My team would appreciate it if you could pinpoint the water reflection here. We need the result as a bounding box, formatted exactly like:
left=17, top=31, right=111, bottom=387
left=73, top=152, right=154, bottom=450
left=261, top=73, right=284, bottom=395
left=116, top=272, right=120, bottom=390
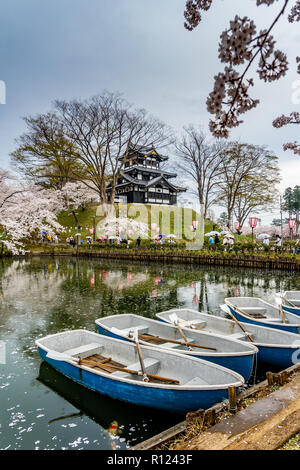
left=0, top=257, right=299, bottom=450
left=38, top=362, right=181, bottom=449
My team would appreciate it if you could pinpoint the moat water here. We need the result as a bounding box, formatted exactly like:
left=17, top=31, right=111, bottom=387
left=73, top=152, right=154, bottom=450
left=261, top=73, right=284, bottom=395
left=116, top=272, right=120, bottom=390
left=0, top=257, right=299, bottom=450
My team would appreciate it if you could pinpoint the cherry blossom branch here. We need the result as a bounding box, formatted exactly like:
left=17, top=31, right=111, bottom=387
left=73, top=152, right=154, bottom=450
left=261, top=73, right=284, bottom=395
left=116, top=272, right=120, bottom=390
left=184, top=0, right=296, bottom=138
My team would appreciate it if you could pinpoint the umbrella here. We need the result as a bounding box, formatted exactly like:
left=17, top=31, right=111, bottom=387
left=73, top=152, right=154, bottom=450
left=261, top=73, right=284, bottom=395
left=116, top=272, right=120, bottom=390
left=166, top=234, right=177, bottom=238
left=220, top=230, right=230, bottom=235
left=158, top=234, right=166, bottom=237
left=223, top=233, right=234, bottom=239
left=256, top=233, right=271, bottom=239
left=86, top=236, right=92, bottom=239
left=205, top=231, right=220, bottom=236
left=108, top=236, right=121, bottom=240
left=75, top=233, right=81, bottom=236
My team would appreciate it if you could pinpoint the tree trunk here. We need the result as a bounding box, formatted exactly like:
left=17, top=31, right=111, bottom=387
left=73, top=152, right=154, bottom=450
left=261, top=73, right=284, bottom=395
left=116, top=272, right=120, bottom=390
left=71, top=210, right=79, bottom=229
left=199, top=203, right=205, bottom=249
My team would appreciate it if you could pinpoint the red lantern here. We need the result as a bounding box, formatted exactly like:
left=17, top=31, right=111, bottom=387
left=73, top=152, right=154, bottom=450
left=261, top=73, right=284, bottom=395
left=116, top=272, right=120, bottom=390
left=288, top=219, right=296, bottom=230
left=192, top=220, right=198, bottom=230
left=234, top=221, right=240, bottom=231
left=249, top=217, right=258, bottom=229
left=89, top=228, right=94, bottom=234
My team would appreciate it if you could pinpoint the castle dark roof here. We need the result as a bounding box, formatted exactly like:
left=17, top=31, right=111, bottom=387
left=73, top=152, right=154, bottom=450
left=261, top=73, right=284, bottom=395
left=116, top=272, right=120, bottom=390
left=123, top=166, right=177, bottom=178
left=118, top=145, right=168, bottom=162
left=107, top=171, right=186, bottom=193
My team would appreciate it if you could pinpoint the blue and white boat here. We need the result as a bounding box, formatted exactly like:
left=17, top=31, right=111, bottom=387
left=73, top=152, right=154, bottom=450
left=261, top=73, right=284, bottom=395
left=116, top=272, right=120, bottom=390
left=95, top=314, right=258, bottom=381
left=156, top=307, right=300, bottom=369
left=225, top=297, right=300, bottom=334
left=35, top=329, right=244, bottom=414
left=277, top=291, right=300, bottom=317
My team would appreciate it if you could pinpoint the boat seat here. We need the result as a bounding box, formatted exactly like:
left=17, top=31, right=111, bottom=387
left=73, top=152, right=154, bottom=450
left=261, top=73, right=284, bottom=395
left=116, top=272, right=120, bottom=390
left=178, top=319, right=207, bottom=329
left=185, top=337, right=195, bottom=344
left=228, top=332, right=247, bottom=340
left=243, top=307, right=267, bottom=314
left=117, top=325, right=149, bottom=337
left=160, top=342, right=182, bottom=349
left=112, top=358, right=160, bottom=379
left=64, top=343, right=103, bottom=359
left=184, top=376, right=208, bottom=386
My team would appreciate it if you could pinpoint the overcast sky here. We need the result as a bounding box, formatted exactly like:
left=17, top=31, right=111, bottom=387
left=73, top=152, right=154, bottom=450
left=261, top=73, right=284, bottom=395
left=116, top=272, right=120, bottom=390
left=0, top=0, right=299, bottom=223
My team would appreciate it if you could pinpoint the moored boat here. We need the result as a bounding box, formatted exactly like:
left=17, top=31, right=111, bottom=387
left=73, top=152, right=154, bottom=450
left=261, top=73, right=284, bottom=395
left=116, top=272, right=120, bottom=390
left=155, top=307, right=300, bottom=369
left=95, top=314, right=258, bottom=380
left=225, top=297, right=300, bottom=334
left=35, top=329, right=244, bottom=414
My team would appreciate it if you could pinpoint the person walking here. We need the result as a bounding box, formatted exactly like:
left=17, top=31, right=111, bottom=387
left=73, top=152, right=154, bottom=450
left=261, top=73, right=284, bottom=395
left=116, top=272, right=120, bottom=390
left=208, top=235, right=214, bottom=250
left=214, top=234, right=220, bottom=248
left=136, top=236, right=141, bottom=248
left=275, top=235, right=282, bottom=253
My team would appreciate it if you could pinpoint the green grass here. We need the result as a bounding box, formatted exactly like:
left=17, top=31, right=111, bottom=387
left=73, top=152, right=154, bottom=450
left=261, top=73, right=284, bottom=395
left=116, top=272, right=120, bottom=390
left=57, top=203, right=217, bottom=241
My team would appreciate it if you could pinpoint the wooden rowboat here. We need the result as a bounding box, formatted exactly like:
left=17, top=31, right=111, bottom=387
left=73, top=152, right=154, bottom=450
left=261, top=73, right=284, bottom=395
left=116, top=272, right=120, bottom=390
left=35, top=329, right=244, bottom=414
left=95, top=314, right=258, bottom=381
left=225, top=297, right=300, bottom=334
left=156, top=307, right=300, bottom=369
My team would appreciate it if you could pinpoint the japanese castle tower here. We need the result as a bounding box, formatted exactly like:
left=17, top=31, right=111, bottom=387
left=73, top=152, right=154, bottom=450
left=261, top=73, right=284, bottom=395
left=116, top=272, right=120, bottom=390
left=106, top=145, right=186, bottom=205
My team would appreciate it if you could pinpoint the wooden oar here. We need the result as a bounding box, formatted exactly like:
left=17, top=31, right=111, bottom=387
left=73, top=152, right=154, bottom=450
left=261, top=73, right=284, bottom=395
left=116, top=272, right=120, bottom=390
left=281, top=295, right=297, bottom=308
left=176, top=322, right=193, bottom=351
left=46, top=352, right=179, bottom=384
left=138, top=333, right=217, bottom=351
left=80, top=359, right=180, bottom=384
left=279, top=302, right=286, bottom=324
left=229, top=304, right=266, bottom=320
left=133, top=330, right=149, bottom=382
left=221, top=304, right=255, bottom=343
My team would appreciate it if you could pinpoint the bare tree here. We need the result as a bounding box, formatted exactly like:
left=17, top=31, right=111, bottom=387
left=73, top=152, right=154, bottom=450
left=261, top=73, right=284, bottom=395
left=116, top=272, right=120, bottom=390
left=54, top=92, right=171, bottom=205
left=216, top=142, right=281, bottom=228
left=175, top=126, right=229, bottom=244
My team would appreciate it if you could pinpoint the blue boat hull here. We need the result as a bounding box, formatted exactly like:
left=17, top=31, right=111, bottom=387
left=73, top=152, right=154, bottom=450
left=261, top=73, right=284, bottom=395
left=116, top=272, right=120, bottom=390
left=37, top=347, right=236, bottom=414
left=282, top=305, right=300, bottom=317
left=256, top=345, right=300, bottom=369
left=96, top=325, right=255, bottom=382
left=228, top=306, right=300, bottom=334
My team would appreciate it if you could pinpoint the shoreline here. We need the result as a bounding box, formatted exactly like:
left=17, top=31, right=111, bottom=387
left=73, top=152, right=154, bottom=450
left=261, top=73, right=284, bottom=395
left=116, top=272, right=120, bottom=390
left=22, top=249, right=300, bottom=271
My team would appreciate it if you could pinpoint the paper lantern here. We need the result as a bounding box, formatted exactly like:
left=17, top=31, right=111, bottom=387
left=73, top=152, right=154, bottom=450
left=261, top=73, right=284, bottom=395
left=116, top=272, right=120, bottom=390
left=288, top=219, right=296, bottom=230
left=249, top=217, right=258, bottom=229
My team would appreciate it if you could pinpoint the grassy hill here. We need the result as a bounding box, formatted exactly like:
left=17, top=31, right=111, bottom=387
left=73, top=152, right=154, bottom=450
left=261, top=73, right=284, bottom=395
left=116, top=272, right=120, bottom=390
left=57, top=203, right=217, bottom=240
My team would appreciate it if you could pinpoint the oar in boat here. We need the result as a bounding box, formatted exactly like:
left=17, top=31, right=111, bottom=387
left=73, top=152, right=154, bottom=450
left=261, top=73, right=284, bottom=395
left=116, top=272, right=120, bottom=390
left=138, top=333, right=217, bottom=351
left=46, top=351, right=179, bottom=384
left=132, top=330, right=149, bottom=382
left=166, top=313, right=216, bottom=351
left=220, top=304, right=255, bottom=343
left=279, top=301, right=286, bottom=324
left=281, top=295, right=297, bottom=308
left=226, top=302, right=267, bottom=320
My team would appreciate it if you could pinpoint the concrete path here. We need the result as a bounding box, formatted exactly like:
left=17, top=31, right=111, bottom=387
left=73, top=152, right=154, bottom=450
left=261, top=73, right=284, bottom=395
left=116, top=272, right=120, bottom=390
left=176, top=374, right=300, bottom=450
